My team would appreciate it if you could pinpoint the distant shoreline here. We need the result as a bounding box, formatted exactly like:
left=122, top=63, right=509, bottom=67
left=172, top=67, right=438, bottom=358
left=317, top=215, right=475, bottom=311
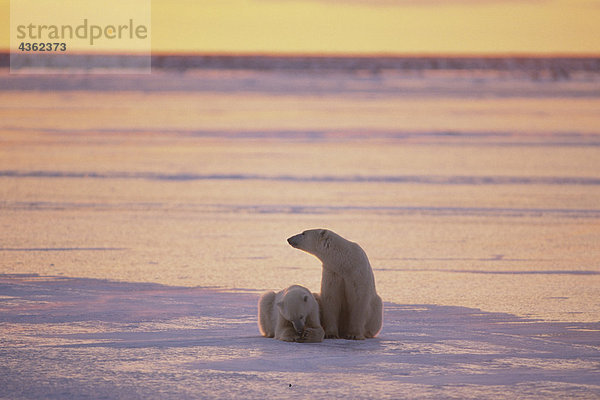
left=1, top=51, right=599, bottom=73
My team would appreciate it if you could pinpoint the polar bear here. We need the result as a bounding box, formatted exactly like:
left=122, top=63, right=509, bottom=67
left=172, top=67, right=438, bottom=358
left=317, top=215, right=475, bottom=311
left=258, top=285, right=325, bottom=343
left=287, top=229, right=382, bottom=340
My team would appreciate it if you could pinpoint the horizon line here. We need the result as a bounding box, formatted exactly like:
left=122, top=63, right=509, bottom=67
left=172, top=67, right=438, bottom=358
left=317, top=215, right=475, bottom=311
left=1, top=49, right=599, bottom=59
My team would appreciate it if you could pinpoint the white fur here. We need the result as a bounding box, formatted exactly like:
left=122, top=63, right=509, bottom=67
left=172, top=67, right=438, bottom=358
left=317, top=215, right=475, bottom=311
left=258, top=285, right=324, bottom=343
left=287, top=229, right=383, bottom=340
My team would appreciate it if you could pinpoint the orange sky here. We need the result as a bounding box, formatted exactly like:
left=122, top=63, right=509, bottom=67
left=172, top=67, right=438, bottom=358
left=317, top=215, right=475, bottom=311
left=2, top=0, right=599, bottom=54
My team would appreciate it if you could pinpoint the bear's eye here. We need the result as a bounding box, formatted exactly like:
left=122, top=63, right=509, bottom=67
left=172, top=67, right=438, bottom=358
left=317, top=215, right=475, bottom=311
left=299, top=315, right=304, bottom=320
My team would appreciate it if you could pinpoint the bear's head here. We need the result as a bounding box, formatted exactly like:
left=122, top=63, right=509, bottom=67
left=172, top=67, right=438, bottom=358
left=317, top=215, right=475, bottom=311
left=276, top=286, right=317, bottom=335
left=287, top=229, right=333, bottom=260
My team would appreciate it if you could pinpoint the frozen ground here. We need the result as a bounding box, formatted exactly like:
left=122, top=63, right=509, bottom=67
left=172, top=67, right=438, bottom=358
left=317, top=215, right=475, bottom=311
left=1, top=274, right=599, bottom=399
left=1, top=58, right=599, bottom=398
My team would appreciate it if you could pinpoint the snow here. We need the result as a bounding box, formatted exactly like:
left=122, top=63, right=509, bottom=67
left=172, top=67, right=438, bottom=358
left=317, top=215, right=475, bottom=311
left=1, top=274, right=598, bottom=399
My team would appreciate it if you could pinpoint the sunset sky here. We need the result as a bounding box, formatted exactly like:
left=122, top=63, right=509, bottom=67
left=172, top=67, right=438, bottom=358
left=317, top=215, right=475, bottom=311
left=2, top=0, right=599, bottom=54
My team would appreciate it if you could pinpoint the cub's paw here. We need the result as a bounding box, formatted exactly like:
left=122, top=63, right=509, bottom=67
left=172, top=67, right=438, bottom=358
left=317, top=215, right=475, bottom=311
left=296, top=328, right=324, bottom=343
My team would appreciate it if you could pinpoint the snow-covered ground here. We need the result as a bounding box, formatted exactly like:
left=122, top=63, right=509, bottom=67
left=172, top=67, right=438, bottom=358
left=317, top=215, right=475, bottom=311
left=1, top=58, right=600, bottom=398
left=1, top=274, right=598, bottom=399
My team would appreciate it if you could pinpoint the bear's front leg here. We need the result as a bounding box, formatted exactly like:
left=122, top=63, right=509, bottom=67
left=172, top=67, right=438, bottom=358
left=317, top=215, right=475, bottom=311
left=343, top=282, right=369, bottom=340
left=320, top=270, right=342, bottom=339
left=344, top=308, right=367, bottom=340
left=321, top=307, right=340, bottom=339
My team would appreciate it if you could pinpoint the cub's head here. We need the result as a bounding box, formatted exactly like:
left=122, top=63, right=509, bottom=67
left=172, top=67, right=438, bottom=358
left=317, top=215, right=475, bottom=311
left=287, top=229, right=333, bottom=259
left=276, top=286, right=317, bottom=335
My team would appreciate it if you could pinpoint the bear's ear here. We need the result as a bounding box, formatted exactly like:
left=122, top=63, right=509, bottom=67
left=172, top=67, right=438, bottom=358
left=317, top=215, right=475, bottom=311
left=303, top=295, right=308, bottom=302
left=320, top=230, right=331, bottom=249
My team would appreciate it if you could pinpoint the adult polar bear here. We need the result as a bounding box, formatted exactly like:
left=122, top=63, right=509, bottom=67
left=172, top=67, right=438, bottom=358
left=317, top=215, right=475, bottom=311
left=287, top=229, right=382, bottom=340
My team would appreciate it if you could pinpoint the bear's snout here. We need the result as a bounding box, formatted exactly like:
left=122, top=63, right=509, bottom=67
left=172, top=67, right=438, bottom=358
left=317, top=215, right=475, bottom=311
left=291, top=319, right=305, bottom=335
left=287, top=234, right=302, bottom=248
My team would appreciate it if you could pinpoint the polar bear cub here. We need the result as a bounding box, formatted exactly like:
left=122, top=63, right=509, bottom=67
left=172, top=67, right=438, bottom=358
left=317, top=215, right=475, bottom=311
left=287, top=229, right=383, bottom=340
left=258, top=285, right=325, bottom=343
